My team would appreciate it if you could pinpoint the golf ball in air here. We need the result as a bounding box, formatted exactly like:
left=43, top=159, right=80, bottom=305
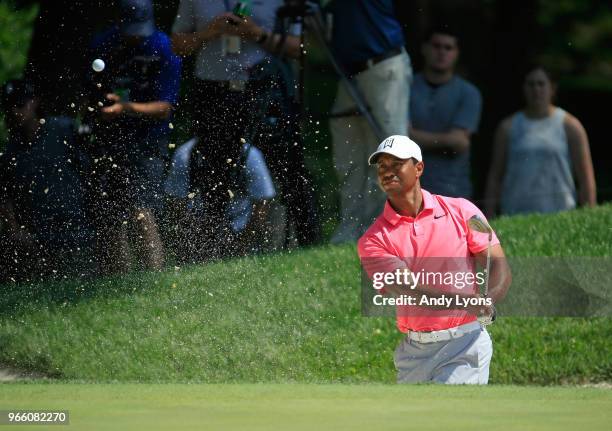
left=92, top=59, right=105, bottom=72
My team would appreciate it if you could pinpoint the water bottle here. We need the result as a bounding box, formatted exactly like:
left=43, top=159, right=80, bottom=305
left=232, top=1, right=251, bottom=18
left=223, top=1, right=252, bottom=55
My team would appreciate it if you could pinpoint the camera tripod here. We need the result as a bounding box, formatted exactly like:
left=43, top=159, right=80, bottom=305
left=275, top=0, right=385, bottom=141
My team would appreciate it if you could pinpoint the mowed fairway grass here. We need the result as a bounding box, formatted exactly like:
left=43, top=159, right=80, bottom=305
left=2, top=384, right=612, bottom=430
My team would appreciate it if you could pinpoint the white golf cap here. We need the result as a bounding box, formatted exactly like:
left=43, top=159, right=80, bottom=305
left=368, top=135, right=423, bottom=165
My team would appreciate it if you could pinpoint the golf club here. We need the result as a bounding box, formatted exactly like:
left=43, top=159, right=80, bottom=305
left=467, top=215, right=496, bottom=326
left=467, top=214, right=493, bottom=296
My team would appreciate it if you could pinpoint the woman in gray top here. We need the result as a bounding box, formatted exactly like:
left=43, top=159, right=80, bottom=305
left=485, top=66, right=596, bottom=216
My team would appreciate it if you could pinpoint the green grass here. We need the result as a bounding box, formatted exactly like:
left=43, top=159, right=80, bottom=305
left=0, top=205, right=611, bottom=384
left=0, top=1, right=36, bottom=85
left=1, top=384, right=611, bottom=430
left=492, top=203, right=612, bottom=256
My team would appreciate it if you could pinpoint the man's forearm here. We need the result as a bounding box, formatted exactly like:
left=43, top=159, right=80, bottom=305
left=409, top=128, right=469, bottom=153
left=258, top=33, right=301, bottom=59
left=172, top=31, right=209, bottom=56
left=484, top=257, right=512, bottom=303
left=124, top=101, right=172, bottom=120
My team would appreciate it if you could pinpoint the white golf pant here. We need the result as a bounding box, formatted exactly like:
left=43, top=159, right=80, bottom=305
left=394, top=325, right=493, bottom=384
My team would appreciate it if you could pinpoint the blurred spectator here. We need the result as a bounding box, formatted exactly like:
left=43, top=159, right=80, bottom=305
left=82, top=0, right=181, bottom=274
left=327, top=0, right=412, bottom=243
left=0, top=80, right=91, bottom=282
left=171, top=0, right=320, bottom=256
left=485, top=66, right=596, bottom=216
left=409, top=26, right=482, bottom=199
left=164, top=138, right=276, bottom=260
left=250, top=60, right=321, bottom=249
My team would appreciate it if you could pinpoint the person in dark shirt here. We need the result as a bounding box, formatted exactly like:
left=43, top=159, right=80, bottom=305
left=409, top=26, right=482, bottom=199
left=0, top=80, right=91, bottom=281
left=84, top=0, right=181, bottom=274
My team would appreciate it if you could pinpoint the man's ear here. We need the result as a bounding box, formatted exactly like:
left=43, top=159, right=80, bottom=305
left=415, top=160, right=424, bottom=178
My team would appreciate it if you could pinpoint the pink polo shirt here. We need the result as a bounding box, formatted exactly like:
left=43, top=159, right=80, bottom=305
left=358, top=189, right=500, bottom=332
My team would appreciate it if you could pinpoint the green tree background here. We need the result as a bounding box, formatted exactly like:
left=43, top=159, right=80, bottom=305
left=0, top=1, right=37, bottom=144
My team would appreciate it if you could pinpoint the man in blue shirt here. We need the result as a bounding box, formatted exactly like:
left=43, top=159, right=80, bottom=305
left=84, top=0, right=181, bottom=274
left=409, top=26, right=482, bottom=199
left=326, top=0, right=412, bottom=243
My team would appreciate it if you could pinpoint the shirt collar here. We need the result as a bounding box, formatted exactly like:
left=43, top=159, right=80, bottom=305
left=383, top=189, right=436, bottom=226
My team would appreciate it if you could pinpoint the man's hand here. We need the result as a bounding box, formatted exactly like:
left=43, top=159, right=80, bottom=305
left=172, top=13, right=236, bottom=55
left=203, top=13, right=238, bottom=41
left=477, top=304, right=496, bottom=326
left=101, top=94, right=124, bottom=121
left=224, top=14, right=264, bottom=42
left=408, top=125, right=471, bottom=153
left=474, top=245, right=512, bottom=304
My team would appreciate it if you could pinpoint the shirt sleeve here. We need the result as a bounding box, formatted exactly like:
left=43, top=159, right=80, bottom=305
left=245, top=146, right=276, bottom=200
left=459, top=199, right=500, bottom=254
left=357, top=233, right=408, bottom=280
left=172, top=0, right=196, bottom=34
left=153, top=34, right=182, bottom=105
left=451, top=82, right=482, bottom=133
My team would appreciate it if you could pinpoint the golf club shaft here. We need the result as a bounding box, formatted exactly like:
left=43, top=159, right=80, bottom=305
left=484, top=233, right=491, bottom=296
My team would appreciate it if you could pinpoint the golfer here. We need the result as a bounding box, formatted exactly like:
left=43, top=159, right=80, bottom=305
left=358, top=135, right=511, bottom=384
